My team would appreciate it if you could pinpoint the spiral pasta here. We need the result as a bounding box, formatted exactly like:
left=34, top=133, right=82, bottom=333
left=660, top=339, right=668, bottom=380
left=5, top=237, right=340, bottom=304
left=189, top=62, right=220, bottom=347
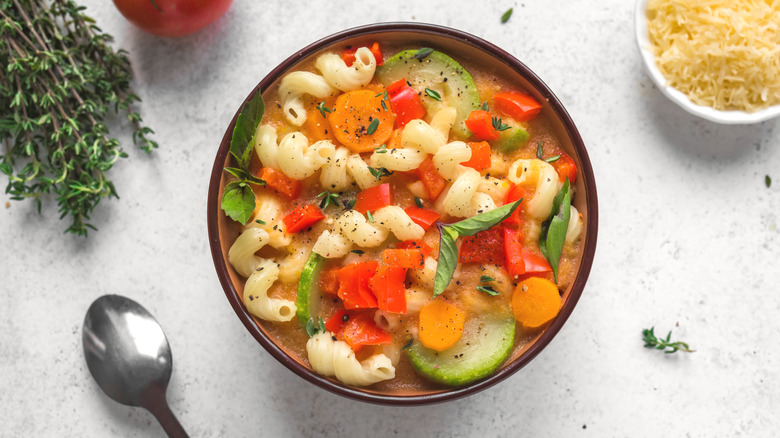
left=316, top=47, right=377, bottom=92
left=228, top=227, right=272, bottom=278
left=253, top=124, right=280, bottom=170
left=306, top=332, right=395, bottom=386
left=372, top=206, right=425, bottom=241
left=507, top=158, right=559, bottom=220
left=277, top=133, right=335, bottom=180
left=320, top=146, right=354, bottom=191
left=279, top=71, right=337, bottom=126
left=433, top=141, right=472, bottom=181
left=312, top=230, right=352, bottom=258
left=346, top=153, right=382, bottom=190
left=369, top=145, right=426, bottom=172
left=565, top=205, right=583, bottom=244
left=243, top=259, right=296, bottom=322
left=439, top=167, right=482, bottom=217
left=245, top=192, right=291, bottom=249
left=336, top=210, right=389, bottom=247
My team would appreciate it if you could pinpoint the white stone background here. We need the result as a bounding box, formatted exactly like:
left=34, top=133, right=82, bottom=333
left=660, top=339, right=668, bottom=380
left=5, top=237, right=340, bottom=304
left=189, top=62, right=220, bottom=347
left=2, top=0, right=779, bottom=436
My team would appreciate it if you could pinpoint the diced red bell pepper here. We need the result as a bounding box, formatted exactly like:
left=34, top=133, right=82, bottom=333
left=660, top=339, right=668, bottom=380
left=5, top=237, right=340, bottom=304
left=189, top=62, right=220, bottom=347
left=343, top=42, right=384, bottom=67
left=337, top=261, right=379, bottom=309
left=260, top=167, right=302, bottom=200
left=380, top=249, right=425, bottom=269
left=341, top=313, right=393, bottom=352
left=459, top=227, right=505, bottom=265
left=493, top=91, right=542, bottom=122
left=353, top=183, right=392, bottom=214
left=503, top=182, right=526, bottom=226
left=521, top=250, right=552, bottom=275
left=396, top=240, right=434, bottom=257
left=370, top=266, right=407, bottom=314
left=403, top=206, right=440, bottom=230
left=503, top=226, right=526, bottom=279
left=464, top=110, right=499, bottom=141
left=415, top=156, right=446, bottom=200
left=319, top=268, right=341, bottom=296
left=282, top=205, right=325, bottom=233
left=325, top=308, right=348, bottom=333
left=551, top=152, right=577, bottom=183
left=387, top=79, right=426, bottom=128
left=461, top=141, right=492, bottom=172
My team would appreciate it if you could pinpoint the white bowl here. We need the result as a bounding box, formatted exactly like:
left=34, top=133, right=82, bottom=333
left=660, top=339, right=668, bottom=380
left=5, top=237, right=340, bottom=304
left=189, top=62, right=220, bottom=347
left=634, top=0, right=780, bottom=125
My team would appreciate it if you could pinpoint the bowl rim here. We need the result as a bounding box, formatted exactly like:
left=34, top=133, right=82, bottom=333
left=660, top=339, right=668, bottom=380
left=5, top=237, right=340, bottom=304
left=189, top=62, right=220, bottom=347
left=207, top=22, right=599, bottom=405
left=634, top=0, right=780, bottom=125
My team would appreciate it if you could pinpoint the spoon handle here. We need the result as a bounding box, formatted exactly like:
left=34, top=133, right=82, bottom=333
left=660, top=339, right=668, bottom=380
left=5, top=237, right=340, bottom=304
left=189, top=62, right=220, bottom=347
left=143, top=385, right=189, bottom=438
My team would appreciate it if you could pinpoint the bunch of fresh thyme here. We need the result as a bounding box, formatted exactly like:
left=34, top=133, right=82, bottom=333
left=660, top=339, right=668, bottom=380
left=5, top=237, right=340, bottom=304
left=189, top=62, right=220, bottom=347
left=0, top=0, right=156, bottom=236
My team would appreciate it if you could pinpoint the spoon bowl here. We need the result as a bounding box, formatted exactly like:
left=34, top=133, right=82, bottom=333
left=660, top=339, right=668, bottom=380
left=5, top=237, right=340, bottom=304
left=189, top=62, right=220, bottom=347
left=83, top=295, right=188, bottom=437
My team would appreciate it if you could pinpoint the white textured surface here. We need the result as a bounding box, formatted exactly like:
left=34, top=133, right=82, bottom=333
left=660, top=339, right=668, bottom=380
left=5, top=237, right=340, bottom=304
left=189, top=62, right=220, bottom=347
left=2, top=0, right=779, bottom=436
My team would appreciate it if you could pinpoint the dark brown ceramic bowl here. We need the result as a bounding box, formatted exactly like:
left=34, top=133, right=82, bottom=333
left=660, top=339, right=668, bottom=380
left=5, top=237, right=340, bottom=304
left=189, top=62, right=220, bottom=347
left=208, top=23, right=598, bottom=405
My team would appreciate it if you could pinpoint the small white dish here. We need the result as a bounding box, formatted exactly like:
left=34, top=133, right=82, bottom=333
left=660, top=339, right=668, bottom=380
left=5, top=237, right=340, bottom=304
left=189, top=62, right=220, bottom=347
left=634, top=0, right=780, bottom=125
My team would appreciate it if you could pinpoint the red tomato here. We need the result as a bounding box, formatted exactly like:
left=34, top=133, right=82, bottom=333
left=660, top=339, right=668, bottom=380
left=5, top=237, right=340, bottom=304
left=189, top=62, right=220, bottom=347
left=112, top=0, right=233, bottom=38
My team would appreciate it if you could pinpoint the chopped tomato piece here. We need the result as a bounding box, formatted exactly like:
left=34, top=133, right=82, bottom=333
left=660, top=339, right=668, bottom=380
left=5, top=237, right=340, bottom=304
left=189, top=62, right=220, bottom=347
left=319, top=268, right=341, bottom=296
left=493, top=91, right=542, bottom=122
left=551, top=152, right=577, bottom=183
left=459, top=227, right=505, bottom=264
left=387, top=79, right=426, bottom=128
left=282, top=205, right=325, bottom=233
left=461, top=141, right=492, bottom=172
left=325, top=308, right=348, bottom=333
left=343, top=42, right=384, bottom=67
left=354, top=183, right=392, bottom=214
left=341, top=313, right=393, bottom=352
left=403, top=206, right=440, bottom=230
left=380, top=249, right=425, bottom=269
left=503, top=226, right=526, bottom=279
left=464, top=110, right=499, bottom=141
left=260, top=167, right=302, bottom=200
left=370, top=266, right=407, bottom=313
left=396, top=240, right=434, bottom=257
left=337, top=261, right=379, bottom=309
left=415, top=156, right=446, bottom=200
left=503, top=182, right=526, bottom=226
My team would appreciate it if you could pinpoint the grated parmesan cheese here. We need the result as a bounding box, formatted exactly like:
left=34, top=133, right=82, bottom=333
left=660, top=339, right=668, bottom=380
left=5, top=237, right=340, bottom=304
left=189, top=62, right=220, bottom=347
left=646, top=0, right=780, bottom=112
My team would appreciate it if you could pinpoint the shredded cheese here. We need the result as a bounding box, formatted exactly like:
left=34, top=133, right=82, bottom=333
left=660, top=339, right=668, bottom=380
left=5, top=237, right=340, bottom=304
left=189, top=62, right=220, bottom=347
left=646, top=0, right=780, bottom=112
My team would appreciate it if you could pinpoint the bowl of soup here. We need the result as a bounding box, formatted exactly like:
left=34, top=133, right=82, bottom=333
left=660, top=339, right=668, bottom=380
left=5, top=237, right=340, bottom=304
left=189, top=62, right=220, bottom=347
left=207, top=23, right=598, bottom=404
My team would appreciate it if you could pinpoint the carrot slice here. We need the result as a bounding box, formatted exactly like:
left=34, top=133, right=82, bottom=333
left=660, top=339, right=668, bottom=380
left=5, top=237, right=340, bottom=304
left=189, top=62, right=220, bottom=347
left=511, top=277, right=561, bottom=328
left=304, top=101, right=336, bottom=142
left=418, top=300, right=466, bottom=352
left=327, top=89, right=394, bottom=153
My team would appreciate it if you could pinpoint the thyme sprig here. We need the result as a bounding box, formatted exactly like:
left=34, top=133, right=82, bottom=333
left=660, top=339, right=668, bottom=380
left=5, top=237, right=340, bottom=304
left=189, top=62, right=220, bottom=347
left=0, top=0, right=157, bottom=236
left=642, top=327, right=694, bottom=354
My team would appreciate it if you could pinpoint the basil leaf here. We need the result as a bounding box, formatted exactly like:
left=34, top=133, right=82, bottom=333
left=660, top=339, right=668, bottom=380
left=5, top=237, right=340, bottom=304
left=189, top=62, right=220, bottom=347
left=224, top=167, right=266, bottom=185
left=230, top=91, right=265, bottom=171
left=449, top=199, right=522, bottom=236
left=433, top=227, right=459, bottom=297
left=221, top=181, right=256, bottom=225
left=539, top=179, right=571, bottom=282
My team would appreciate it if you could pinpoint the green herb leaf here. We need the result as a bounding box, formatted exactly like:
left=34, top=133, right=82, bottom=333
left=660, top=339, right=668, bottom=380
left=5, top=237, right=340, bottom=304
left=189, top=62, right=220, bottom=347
left=316, top=101, right=332, bottom=118
left=343, top=199, right=356, bottom=210
left=766, top=175, right=772, bottom=188
left=482, top=102, right=489, bottom=111
left=381, top=100, right=388, bottom=111
left=414, top=196, right=424, bottom=208
left=449, top=199, right=523, bottom=237
left=224, top=167, right=266, bottom=185
left=477, top=285, right=500, bottom=296
left=401, top=338, right=414, bottom=350
left=305, top=318, right=317, bottom=337
left=366, top=118, right=380, bottom=135
left=642, top=327, right=694, bottom=353
left=318, top=190, right=340, bottom=209
left=366, top=210, right=375, bottom=223
left=351, top=249, right=365, bottom=254
left=255, top=219, right=267, bottom=225
left=318, top=317, right=326, bottom=333
left=536, top=141, right=544, bottom=160
left=368, top=166, right=394, bottom=181
left=375, top=144, right=388, bottom=154
left=221, top=181, right=256, bottom=225
left=545, top=154, right=561, bottom=163
left=433, top=225, right=460, bottom=297
left=480, top=275, right=495, bottom=282
left=425, top=88, right=442, bottom=101
left=230, top=92, right=265, bottom=171
left=414, top=47, right=434, bottom=60
left=491, top=116, right=511, bottom=132
left=539, top=179, right=571, bottom=282
left=501, top=8, right=513, bottom=23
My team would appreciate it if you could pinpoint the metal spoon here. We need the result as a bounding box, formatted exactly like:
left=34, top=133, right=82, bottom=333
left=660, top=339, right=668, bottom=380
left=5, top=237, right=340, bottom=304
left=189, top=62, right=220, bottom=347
left=82, top=295, right=188, bottom=438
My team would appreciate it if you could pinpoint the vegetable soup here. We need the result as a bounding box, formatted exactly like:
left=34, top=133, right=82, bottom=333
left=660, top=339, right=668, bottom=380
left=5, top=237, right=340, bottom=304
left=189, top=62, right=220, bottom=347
left=221, top=42, right=584, bottom=391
